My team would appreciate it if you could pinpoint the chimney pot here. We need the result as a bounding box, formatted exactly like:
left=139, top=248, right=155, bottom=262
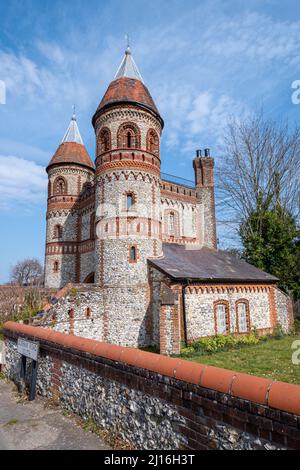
left=204, top=148, right=210, bottom=157
left=196, top=149, right=202, bottom=158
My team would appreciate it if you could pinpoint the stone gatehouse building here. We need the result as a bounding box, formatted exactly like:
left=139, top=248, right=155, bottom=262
left=41, top=47, right=293, bottom=354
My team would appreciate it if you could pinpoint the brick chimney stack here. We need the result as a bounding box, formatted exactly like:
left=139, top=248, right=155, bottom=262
left=193, top=149, right=217, bottom=249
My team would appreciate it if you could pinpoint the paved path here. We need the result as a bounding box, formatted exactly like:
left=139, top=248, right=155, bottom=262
left=0, top=379, right=110, bottom=450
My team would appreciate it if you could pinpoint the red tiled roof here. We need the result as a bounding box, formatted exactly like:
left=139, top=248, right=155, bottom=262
left=47, top=142, right=94, bottom=172
left=92, top=77, right=163, bottom=126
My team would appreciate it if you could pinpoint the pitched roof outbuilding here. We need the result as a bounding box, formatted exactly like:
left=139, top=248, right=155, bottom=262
left=149, top=243, right=279, bottom=283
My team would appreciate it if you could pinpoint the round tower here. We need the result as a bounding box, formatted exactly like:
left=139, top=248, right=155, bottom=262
left=92, top=47, right=164, bottom=346
left=44, top=113, right=95, bottom=288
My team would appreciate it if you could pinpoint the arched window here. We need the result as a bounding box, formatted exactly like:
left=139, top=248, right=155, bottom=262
left=147, top=129, right=159, bottom=156
left=214, top=301, right=230, bottom=335
left=98, top=127, right=111, bottom=154
left=90, top=213, right=95, bottom=239
left=53, top=224, right=63, bottom=239
left=86, top=307, right=91, bottom=319
left=129, top=245, right=137, bottom=263
left=127, top=193, right=133, bottom=210
left=127, top=132, right=132, bottom=148
left=169, top=212, right=175, bottom=235
left=164, top=209, right=179, bottom=237
left=53, top=261, right=59, bottom=272
left=54, top=177, right=67, bottom=195
left=236, top=300, right=250, bottom=333
left=117, top=122, right=141, bottom=149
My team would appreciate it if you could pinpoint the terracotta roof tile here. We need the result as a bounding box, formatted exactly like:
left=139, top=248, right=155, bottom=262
left=93, top=77, right=163, bottom=126
left=47, top=142, right=94, bottom=172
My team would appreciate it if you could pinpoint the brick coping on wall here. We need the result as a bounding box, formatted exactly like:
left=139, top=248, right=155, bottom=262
left=3, top=321, right=300, bottom=416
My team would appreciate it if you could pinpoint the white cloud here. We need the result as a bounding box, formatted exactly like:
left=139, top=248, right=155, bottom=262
left=1, top=5, right=300, bottom=167
left=0, top=155, right=46, bottom=211
left=0, top=139, right=49, bottom=163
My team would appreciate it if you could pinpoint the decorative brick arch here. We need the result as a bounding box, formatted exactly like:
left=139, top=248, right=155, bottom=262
left=97, top=127, right=111, bottom=154
left=213, top=300, right=230, bottom=335
left=146, top=128, right=159, bottom=156
left=235, top=299, right=251, bottom=333
left=53, top=176, right=67, bottom=195
left=164, top=209, right=180, bottom=236
left=117, top=122, right=141, bottom=149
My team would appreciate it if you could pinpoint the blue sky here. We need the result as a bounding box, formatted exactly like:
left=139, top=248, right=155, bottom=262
left=0, top=0, right=300, bottom=283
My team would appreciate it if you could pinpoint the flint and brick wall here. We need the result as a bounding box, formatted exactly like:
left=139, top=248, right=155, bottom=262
left=38, top=284, right=154, bottom=348
left=3, top=322, right=300, bottom=450
left=184, top=284, right=275, bottom=340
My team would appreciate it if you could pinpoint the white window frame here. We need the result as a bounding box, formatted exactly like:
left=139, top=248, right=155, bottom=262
left=216, top=303, right=227, bottom=335
left=237, top=303, right=248, bottom=333
left=168, top=212, right=175, bottom=235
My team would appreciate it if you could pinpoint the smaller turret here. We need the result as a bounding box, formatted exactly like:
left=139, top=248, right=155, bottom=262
left=44, top=112, right=95, bottom=288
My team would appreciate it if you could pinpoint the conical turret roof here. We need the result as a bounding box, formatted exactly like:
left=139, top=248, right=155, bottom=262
left=92, top=48, right=163, bottom=128
left=114, top=46, right=144, bottom=82
left=47, top=113, right=94, bottom=172
left=61, top=112, right=84, bottom=144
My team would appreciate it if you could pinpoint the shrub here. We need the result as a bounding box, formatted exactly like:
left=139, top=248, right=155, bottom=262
left=272, top=323, right=285, bottom=339
left=185, top=332, right=264, bottom=355
left=69, top=288, right=78, bottom=297
left=294, top=319, right=300, bottom=334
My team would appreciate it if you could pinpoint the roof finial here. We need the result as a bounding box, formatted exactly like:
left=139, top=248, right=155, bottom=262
left=125, top=33, right=130, bottom=52
left=72, top=104, right=76, bottom=121
left=114, top=38, right=144, bottom=83
left=62, top=108, right=83, bottom=145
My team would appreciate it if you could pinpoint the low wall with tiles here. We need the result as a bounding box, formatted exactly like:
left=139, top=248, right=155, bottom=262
left=3, top=322, right=300, bottom=450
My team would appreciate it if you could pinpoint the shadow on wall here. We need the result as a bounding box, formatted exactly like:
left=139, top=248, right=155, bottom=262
left=137, top=265, right=160, bottom=350
left=48, top=180, right=96, bottom=288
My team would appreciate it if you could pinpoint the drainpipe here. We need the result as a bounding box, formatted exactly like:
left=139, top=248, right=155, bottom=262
left=182, top=281, right=190, bottom=347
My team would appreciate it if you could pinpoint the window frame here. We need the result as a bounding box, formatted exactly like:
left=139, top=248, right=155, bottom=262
left=214, top=300, right=230, bottom=335
left=53, top=176, right=67, bottom=196
left=236, top=299, right=250, bottom=334
left=129, top=245, right=137, bottom=263
left=53, top=260, right=59, bottom=273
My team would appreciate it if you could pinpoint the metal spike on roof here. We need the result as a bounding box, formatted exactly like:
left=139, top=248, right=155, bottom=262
left=61, top=108, right=84, bottom=145
left=114, top=47, right=144, bottom=83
